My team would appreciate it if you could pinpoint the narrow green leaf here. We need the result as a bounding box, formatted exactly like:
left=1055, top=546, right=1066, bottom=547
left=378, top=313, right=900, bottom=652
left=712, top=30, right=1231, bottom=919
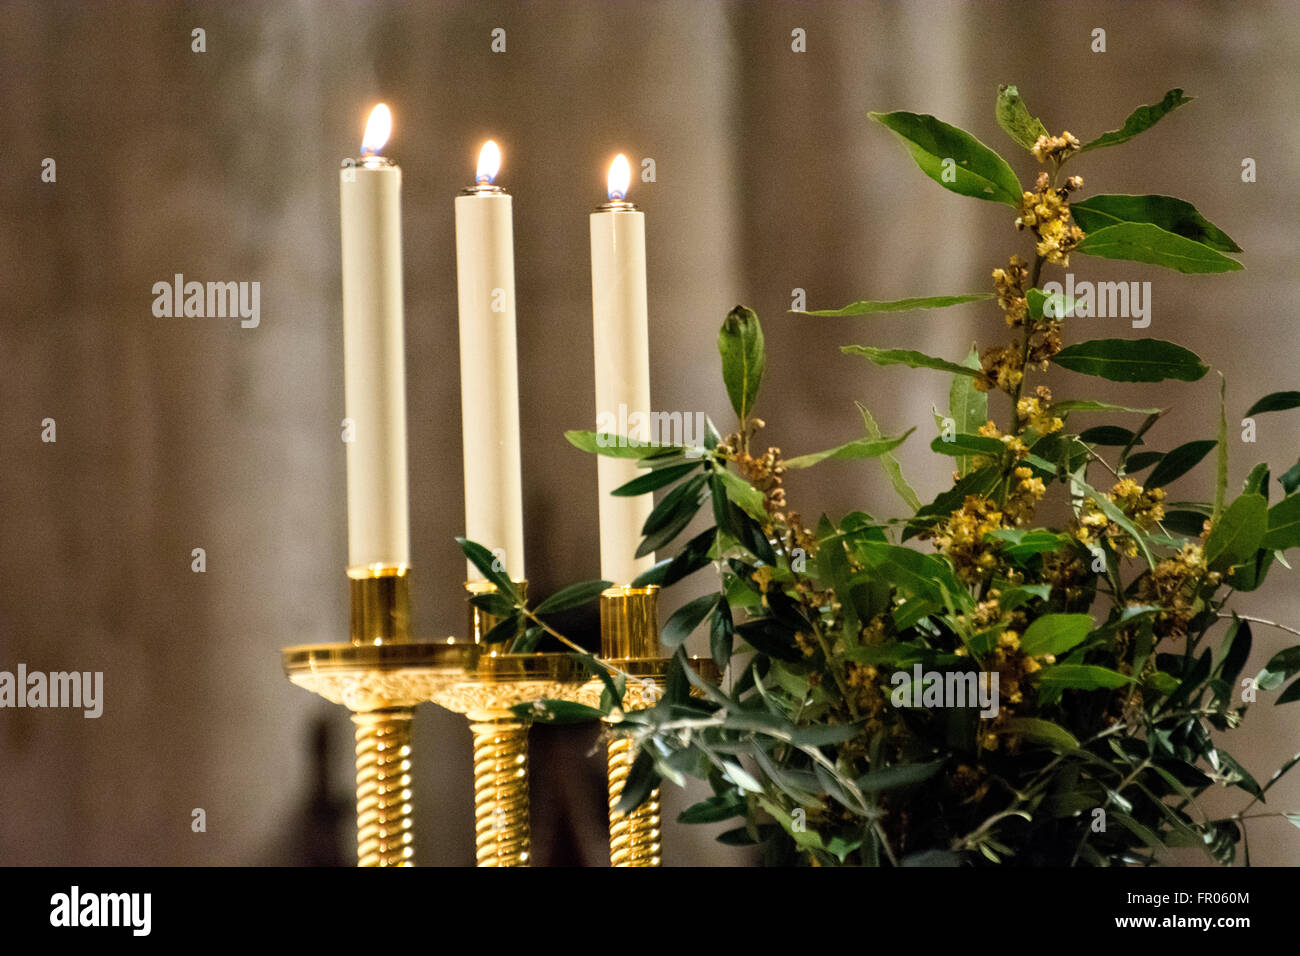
left=996, top=717, right=1079, bottom=750
left=611, top=460, right=701, bottom=497
left=565, top=429, right=666, bottom=459
left=1204, top=493, right=1267, bottom=570
left=1245, top=391, right=1300, bottom=417
left=661, top=593, right=719, bottom=649
left=869, top=110, right=1023, bottom=205
left=985, top=529, right=1072, bottom=562
left=1053, top=399, right=1163, bottom=415
left=844, top=345, right=986, bottom=379
left=1079, top=425, right=1143, bottom=447
left=1277, top=679, right=1300, bottom=705
left=800, top=293, right=993, bottom=316
left=1282, top=460, right=1300, bottom=496
left=709, top=597, right=734, bottom=671
left=614, top=748, right=661, bottom=816
left=929, top=433, right=1005, bottom=458
left=1038, top=664, right=1133, bottom=689
left=1071, top=194, right=1242, bottom=252
left=1145, top=439, right=1218, bottom=489
left=856, top=758, right=946, bottom=793
left=859, top=402, right=921, bottom=510
left=1026, top=287, right=1077, bottom=321
left=1215, top=617, right=1252, bottom=690
left=714, top=468, right=768, bottom=522
left=948, top=347, right=988, bottom=479
left=678, top=792, right=745, bottom=825
left=1052, top=338, right=1209, bottom=383
left=1123, top=451, right=1164, bottom=474
left=995, top=83, right=1049, bottom=150
left=512, top=699, right=606, bottom=724
left=1020, top=614, right=1095, bottom=657
left=718, top=305, right=765, bottom=422
left=1075, top=221, right=1242, bottom=273
left=1263, top=494, right=1300, bottom=551
left=456, top=537, right=519, bottom=600
left=533, top=579, right=613, bottom=615
left=640, top=472, right=707, bottom=540
left=1077, top=89, right=1193, bottom=154
left=784, top=427, right=914, bottom=471
left=1216, top=374, right=1229, bottom=516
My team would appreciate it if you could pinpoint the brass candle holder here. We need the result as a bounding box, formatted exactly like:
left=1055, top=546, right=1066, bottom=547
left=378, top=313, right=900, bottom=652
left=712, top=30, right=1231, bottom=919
left=591, top=585, right=721, bottom=867
left=282, top=567, right=477, bottom=867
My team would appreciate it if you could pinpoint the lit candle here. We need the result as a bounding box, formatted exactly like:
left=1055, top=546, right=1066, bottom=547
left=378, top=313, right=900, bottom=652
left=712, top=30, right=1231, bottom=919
left=590, top=154, right=654, bottom=585
left=339, top=103, right=410, bottom=571
left=454, top=141, right=526, bottom=581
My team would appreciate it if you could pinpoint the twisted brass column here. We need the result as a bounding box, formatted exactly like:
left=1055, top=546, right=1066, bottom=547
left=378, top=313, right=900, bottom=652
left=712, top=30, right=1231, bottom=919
left=469, top=711, right=531, bottom=866
left=600, top=586, right=664, bottom=867
left=352, top=707, right=415, bottom=867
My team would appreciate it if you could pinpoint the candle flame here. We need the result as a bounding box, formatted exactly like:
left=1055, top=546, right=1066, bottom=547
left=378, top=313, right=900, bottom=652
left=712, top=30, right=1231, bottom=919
left=477, top=140, right=501, bottom=184
left=360, top=103, right=392, bottom=156
left=607, top=154, right=631, bottom=201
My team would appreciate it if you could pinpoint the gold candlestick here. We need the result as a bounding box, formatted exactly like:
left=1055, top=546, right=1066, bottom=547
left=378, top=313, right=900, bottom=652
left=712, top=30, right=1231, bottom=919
left=283, top=566, right=478, bottom=867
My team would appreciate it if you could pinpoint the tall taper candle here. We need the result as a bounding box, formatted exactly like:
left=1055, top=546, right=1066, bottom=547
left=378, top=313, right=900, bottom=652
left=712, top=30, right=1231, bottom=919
left=455, top=141, right=526, bottom=580
left=339, top=103, right=410, bottom=570
left=590, top=154, right=654, bottom=585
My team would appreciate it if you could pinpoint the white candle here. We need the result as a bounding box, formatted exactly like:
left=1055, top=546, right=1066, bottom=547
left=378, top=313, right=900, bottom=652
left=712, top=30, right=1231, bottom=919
left=454, top=141, right=526, bottom=581
left=339, top=104, right=410, bottom=570
left=590, top=154, right=654, bottom=585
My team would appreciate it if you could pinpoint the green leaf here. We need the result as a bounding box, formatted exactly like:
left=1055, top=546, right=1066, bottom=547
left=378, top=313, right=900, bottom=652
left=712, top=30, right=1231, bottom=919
left=1145, top=439, right=1218, bottom=489
left=869, top=110, right=1023, bottom=205
left=1245, top=391, right=1300, bottom=417
left=709, top=597, right=734, bottom=671
left=639, top=473, right=707, bottom=550
left=678, top=792, right=745, bottom=825
left=533, top=579, right=613, bottom=615
left=948, top=347, right=989, bottom=479
left=1053, top=399, right=1163, bottom=415
left=614, top=748, right=660, bottom=816
left=1215, top=617, right=1252, bottom=689
left=512, top=699, right=606, bottom=724
left=800, top=293, right=994, bottom=316
left=1216, top=374, right=1229, bottom=516
left=1282, top=461, right=1300, bottom=496
left=844, top=345, right=987, bottom=379
left=564, top=430, right=665, bottom=459
left=995, top=83, right=1049, bottom=150
left=1038, top=664, right=1133, bottom=690
left=718, top=305, right=765, bottom=422
left=1263, top=494, right=1300, bottom=551
left=999, top=583, right=1052, bottom=611
left=661, top=593, right=719, bottom=649
left=1020, top=614, right=1095, bottom=657
left=482, top=613, right=522, bottom=645
left=784, top=427, right=914, bottom=471
left=1277, top=679, right=1300, bottom=705
left=1051, top=338, right=1209, bottom=383
left=456, top=537, right=519, bottom=600
left=1075, top=221, right=1242, bottom=273
left=1111, top=812, right=1166, bottom=851
left=611, top=460, right=701, bottom=497
left=1079, top=425, right=1143, bottom=447
left=736, top=617, right=802, bottom=662
left=853, top=540, right=964, bottom=609
left=1123, top=451, right=1164, bottom=474
left=714, top=468, right=768, bottom=522
left=1077, top=89, right=1193, bottom=154
left=929, top=433, right=1005, bottom=458
left=1258, top=647, right=1300, bottom=691
left=859, top=402, right=922, bottom=510
left=510, top=625, right=545, bottom=654
left=856, top=758, right=946, bottom=793
left=986, top=529, right=1072, bottom=563
left=1026, top=287, right=1077, bottom=321
left=1204, top=493, right=1267, bottom=570
left=996, top=717, right=1078, bottom=750
left=1070, top=194, right=1242, bottom=253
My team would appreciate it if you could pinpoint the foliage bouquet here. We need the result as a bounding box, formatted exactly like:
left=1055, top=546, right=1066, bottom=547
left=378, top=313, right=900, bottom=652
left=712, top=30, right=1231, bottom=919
left=465, top=85, right=1300, bottom=866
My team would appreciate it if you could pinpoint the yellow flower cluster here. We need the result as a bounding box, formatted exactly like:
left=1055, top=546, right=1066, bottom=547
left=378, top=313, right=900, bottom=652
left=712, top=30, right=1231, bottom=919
left=992, top=255, right=1031, bottom=328
left=1072, top=480, right=1166, bottom=557
left=1133, top=542, right=1222, bottom=641
left=1005, top=466, right=1047, bottom=526
left=929, top=494, right=1005, bottom=584
left=1030, top=131, right=1081, bottom=164
left=1016, top=169, right=1085, bottom=266
left=1016, top=386, right=1064, bottom=436
left=976, top=343, right=1024, bottom=394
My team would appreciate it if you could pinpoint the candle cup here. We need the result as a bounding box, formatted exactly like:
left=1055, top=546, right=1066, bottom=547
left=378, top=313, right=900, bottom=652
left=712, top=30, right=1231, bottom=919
left=349, top=566, right=411, bottom=646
